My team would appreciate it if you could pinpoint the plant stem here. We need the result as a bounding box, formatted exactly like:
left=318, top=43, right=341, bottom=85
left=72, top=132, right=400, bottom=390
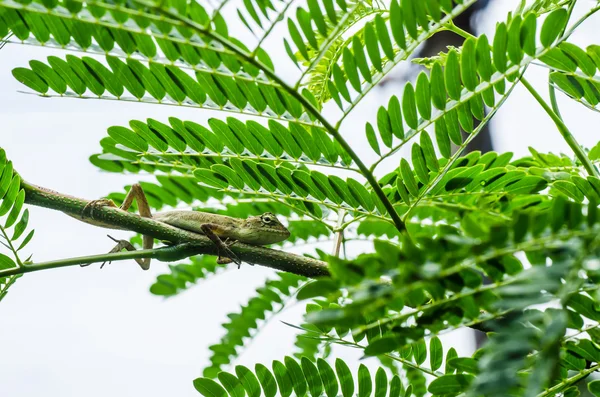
left=0, top=244, right=204, bottom=277
left=18, top=181, right=330, bottom=278
left=521, top=78, right=599, bottom=177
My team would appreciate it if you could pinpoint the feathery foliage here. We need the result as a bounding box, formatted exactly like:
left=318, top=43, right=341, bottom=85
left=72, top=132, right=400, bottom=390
left=4, top=0, right=600, bottom=395
left=0, top=148, right=35, bottom=302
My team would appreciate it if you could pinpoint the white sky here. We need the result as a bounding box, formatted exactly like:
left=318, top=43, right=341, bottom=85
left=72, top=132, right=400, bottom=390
left=1, top=0, right=599, bottom=396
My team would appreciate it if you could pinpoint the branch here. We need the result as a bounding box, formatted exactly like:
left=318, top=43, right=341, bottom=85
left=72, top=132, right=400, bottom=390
left=15, top=181, right=330, bottom=278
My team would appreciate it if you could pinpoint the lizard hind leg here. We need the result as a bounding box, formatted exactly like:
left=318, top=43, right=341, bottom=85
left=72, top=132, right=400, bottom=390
left=215, top=240, right=254, bottom=266
left=216, top=239, right=235, bottom=265
left=200, top=224, right=242, bottom=268
left=81, top=183, right=155, bottom=270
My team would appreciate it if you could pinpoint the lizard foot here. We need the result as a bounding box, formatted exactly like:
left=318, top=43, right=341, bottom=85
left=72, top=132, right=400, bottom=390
left=216, top=239, right=247, bottom=268
left=81, top=199, right=117, bottom=220
left=219, top=245, right=241, bottom=268
left=100, top=234, right=136, bottom=269
left=79, top=235, right=135, bottom=269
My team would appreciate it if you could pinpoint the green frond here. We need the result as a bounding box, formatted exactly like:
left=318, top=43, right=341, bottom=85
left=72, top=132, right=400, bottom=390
left=149, top=255, right=228, bottom=297
left=105, top=177, right=225, bottom=211
left=0, top=0, right=271, bottom=77
left=0, top=148, right=35, bottom=302
left=294, top=0, right=478, bottom=114
left=365, top=7, right=575, bottom=174
left=545, top=43, right=600, bottom=112
left=294, top=0, right=383, bottom=105
left=192, top=158, right=386, bottom=220
left=203, top=273, right=306, bottom=378
left=300, top=195, right=600, bottom=395
left=11, top=55, right=315, bottom=123
left=92, top=117, right=355, bottom=175
left=195, top=356, right=407, bottom=397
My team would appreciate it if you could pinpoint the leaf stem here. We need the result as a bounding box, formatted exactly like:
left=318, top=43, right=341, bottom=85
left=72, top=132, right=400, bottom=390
left=0, top=244, right=204, bottom=277
left=521, top=78, right=599, bottom=177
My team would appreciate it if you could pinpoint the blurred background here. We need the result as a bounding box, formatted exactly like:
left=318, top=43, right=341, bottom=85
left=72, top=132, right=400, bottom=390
left=1, top=0, right=599, bottom=395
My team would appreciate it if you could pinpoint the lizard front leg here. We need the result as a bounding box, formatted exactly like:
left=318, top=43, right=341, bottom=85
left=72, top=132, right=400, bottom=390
left=200, top=224, right=242, bottom=268
left=82, top=183, right=154, bottom=270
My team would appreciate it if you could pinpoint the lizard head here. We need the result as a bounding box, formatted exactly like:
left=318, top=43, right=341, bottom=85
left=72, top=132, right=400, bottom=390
left=239, top=212, right=291, bottom=245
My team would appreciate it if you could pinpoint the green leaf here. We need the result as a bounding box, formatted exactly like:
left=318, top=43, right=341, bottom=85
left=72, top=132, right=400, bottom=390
left=400, top=159, right=419, bottom=197
left=235, top=366, right=261, bottom=397
left=365, top=335, right=402, bottom=356
left=364, top=22, right=382, bottom=72
left=411, top=144, right=429, bottom=184
left=297, top=279, right=339, bottom=300
left=445, top=348, right=458, bottom=374
left=448, top=357, right=479, bottom=374
left=273, top=360, right=293, bottom=397
left=430, top=62, right=446, bottom=110
left=284, top=356, right=307, bottom=397
left=389, top=376, right=402, bottom=397
left=353, top=36, right=372, bottom=83
left=0, top=253, right=16, bottom=270
left=541, top=8, right=568, bottom=47
left=560, top=43, right=597, bottom=76
left=429, top=336, right=443, bottom=371
left=415, top=72, right=431, bottom=120
left=357, top=364, right=372, bottom=397
left=5, top=189, right=25, bottom=228
left=343, top=47, right=362, bottom=92
left=388, top=96, right=405, bottom=139
left=553, top=180, right=584, bottom=202
left=402, top=82, right=418, bottom=129
left=194, top=378, right=228, bottom=397
left=301, top=358, right=323, bottom=397
left=12, top=208, right=29, bottom=241
left=567, top=293, right=600, bottom=321
left=366, top=123, right=381, bottom=155
left=445, top=49, right=461, bottom=100
left=107, top=126, right=148, bottom=152
left=256, top=364, right=277, bottom=397
left=493, top=22, right=508, bottom=73
left=460, top=38, right=477, bottom=91
left=12, top=67, right=49, bottom=93
left=374, top=368, right=387, bottom=397
left=427, top=374, right=474, bottom=395
left=375, top=15, right=394, bottom=60
left=390, top=0, right=406, bottom=50
left=588, top=380, right=600, bottom=396
left=413, top=340, right=427, bottom=366
left=507, top=15, right=523, bottom=65
left=29, top=60, right=67, bottom=94
left=218, top=372, right=246, bottom=397
left=335, top=358, right=354, bottom=397
left=288, top=19, right=309, bottom=60
left=317, top=359, right=338, bottom=397
left=377, top=107, right=393, bottom=148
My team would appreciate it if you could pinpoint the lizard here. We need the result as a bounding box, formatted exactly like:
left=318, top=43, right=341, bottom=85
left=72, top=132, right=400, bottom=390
left=79, top=183, right=291, bottom=270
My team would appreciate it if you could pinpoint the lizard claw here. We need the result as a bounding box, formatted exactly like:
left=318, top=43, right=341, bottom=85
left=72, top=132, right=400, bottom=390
left=82, top=199, right=117, bottom=220
left=79, top=234, right=134, bottom=269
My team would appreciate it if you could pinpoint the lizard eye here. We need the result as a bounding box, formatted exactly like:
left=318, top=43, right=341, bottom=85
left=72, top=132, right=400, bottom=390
left=262, top=214, right=274, bottom=224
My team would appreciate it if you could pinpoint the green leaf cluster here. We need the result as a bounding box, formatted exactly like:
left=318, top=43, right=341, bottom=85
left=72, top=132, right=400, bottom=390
left=5, top=0, right=600, bottom=395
